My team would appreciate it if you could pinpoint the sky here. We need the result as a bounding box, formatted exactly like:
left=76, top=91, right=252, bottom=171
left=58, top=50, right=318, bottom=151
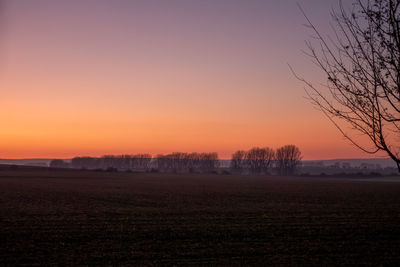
left=0, top=0, right=385, bottom=160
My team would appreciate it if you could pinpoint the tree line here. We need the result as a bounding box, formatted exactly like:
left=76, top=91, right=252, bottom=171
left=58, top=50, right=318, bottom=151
left=51, top=153, right=219, bottom=173
left=70, top=154, right=152, bottom=171
left=156, top=152, right=219, bottom=173
left=50, top=144, right=302, bottom=175
left=230, top=145, right=302, bottom=175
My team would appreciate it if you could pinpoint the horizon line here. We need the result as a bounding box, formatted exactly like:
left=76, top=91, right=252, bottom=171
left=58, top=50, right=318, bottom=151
left=0, top=157, right=393, bottom=161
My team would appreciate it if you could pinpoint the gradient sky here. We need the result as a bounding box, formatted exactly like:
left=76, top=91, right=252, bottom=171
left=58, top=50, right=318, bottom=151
left=0, top=0, right=384, bottom=159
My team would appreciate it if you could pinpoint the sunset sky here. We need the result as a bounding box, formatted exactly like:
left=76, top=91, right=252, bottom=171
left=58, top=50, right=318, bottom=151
left=0, top=0, right=384, bottom=160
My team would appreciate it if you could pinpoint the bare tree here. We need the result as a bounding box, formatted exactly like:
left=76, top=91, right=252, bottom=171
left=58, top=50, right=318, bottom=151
left=230, top=150, right=247, bottom=172
left=199, top=152, right=220, bottom=173
left=70, top=154, right=153, bottom=171
left=294, top=0, right=400, bottom=171
left=275, top=145, right=302, bottom=175
left=155, top=152, right=219, bottom=173
left=245, top=147, right=275, bottom=174
left=230, top=148, right=275, bottom=174
left=131, top=154, right=152, bottom=171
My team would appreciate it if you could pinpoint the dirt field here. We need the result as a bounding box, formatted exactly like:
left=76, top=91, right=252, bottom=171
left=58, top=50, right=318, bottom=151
left=0, top=168, right=399, bottom=266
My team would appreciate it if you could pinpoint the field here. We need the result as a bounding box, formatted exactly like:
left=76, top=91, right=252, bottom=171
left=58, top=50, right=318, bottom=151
left=1, top=168, right=400, bottom=266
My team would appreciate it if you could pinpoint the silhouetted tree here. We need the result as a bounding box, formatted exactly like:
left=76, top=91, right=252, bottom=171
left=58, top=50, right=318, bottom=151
left=155, top=153, right=181, bottom=173
left=295, top=0, right=400, bottom=172
left=230, top=150, right=247, bottom=172
left=70, top=154, right=152, bottom=171
left=131, top=154, right=152, bottom=170
left=199, top=152, right=220, bottom=173
left=275, top=145, right=302, bottom=175
left=155, top=152, right=219, bottom=173
left=245, top=147, right=275, bottom=174
left=100, top=155, right=120, bottom=170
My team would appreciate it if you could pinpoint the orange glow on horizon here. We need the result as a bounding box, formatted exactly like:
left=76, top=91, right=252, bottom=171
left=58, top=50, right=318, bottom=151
left=0, top=0, right=385, bottom=161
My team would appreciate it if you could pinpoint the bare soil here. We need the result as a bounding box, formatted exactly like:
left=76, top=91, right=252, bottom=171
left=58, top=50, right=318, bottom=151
left=0, top=168, right=399, bottom=266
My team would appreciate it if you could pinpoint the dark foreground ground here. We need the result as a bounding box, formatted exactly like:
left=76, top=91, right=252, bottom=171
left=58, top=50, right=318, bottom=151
left=0, top=168, right=400, bottom=266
